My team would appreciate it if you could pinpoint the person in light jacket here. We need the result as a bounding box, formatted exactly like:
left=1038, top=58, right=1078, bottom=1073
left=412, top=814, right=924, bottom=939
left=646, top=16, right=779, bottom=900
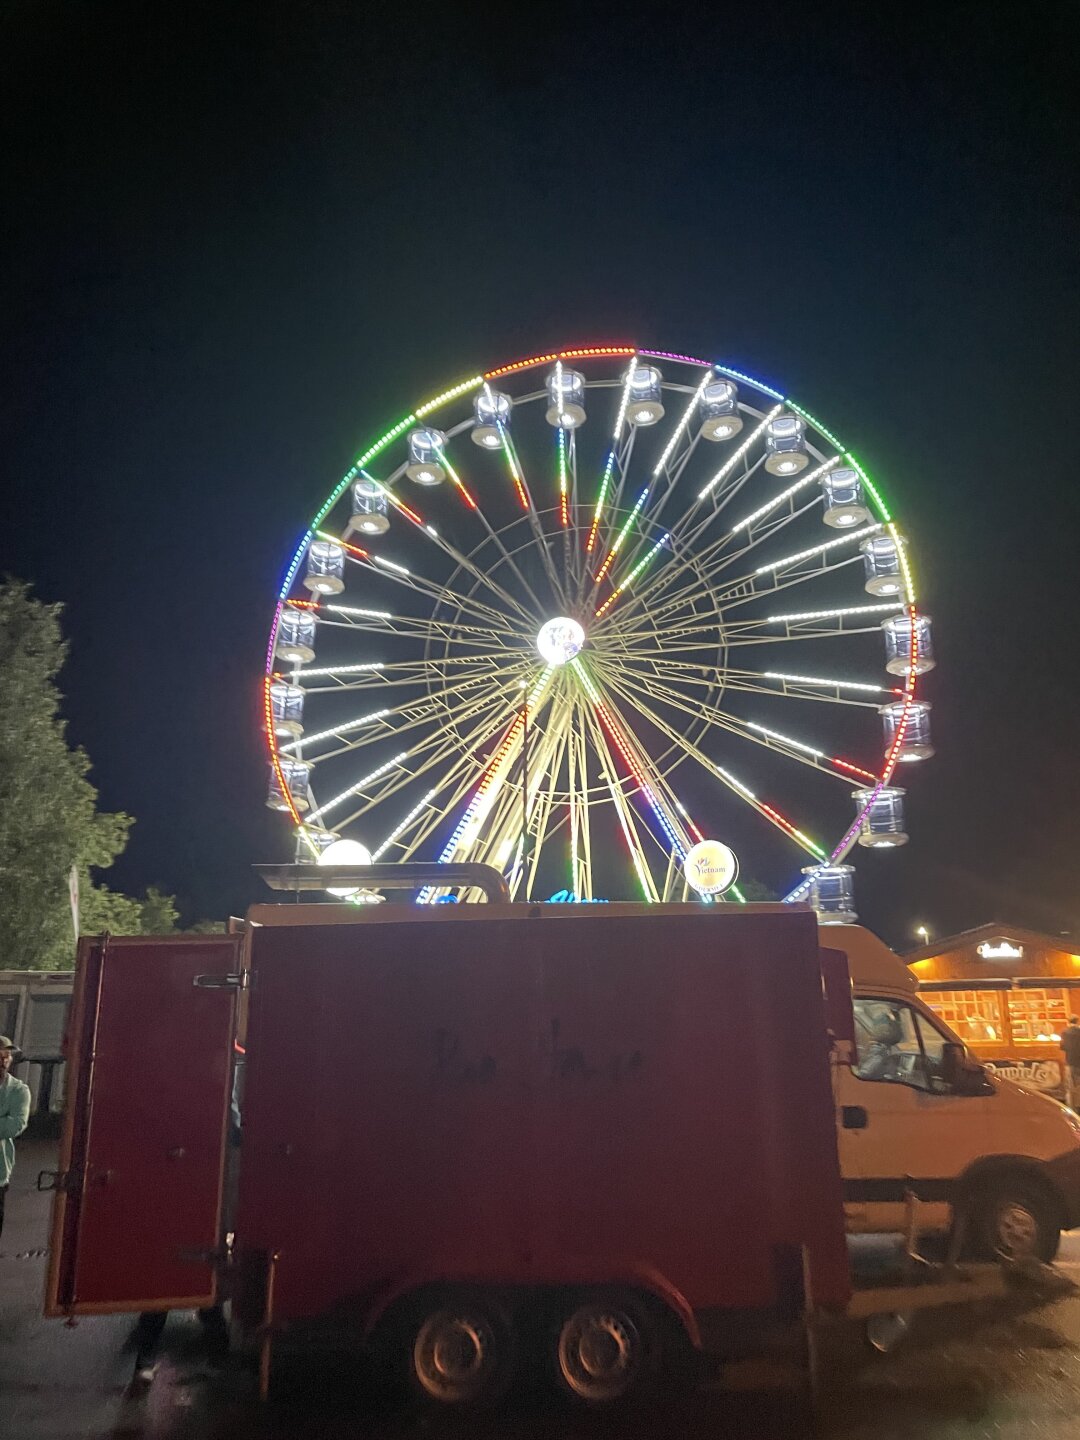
left=0, top=1035, right=31, bottom=1242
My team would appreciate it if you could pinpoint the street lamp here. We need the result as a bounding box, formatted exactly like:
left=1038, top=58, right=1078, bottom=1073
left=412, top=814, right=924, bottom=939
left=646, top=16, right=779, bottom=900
left=915, top=925, right=930, bottom=944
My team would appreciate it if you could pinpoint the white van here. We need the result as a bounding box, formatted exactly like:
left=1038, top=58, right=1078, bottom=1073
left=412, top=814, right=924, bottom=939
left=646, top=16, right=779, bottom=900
left=830, top=926, right=1080, bottom=1262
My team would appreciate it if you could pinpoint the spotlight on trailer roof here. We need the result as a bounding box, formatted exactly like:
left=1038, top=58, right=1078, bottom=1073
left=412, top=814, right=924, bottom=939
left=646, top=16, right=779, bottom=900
left=545, top=368, right=587, bottom=429
left=699, top=378, right=744, bottom=441
left=266, top=759, right=311, bottom=813
left=861, top=533, right=905, bottom=595
left=764, top=414, right=809, bottom=476
left=821, top=467, right=870, bottom=529
left=405, top=429, right=448, bottom=486
left=275, top=607, right=316, bottom=665
left=880, top=700, right=934, bottom=762
left=318, top=836, right=373, bottom=898
left=304, top=541, right=346, bottom=594
left=350, top=480, right=390, bottom=535
left=882, top=613, right=935, bottom=675
left=471, top=389, right=512, bottom=448
left=802, top=864, right=857, bottom=924
left=852, top=786, right=908, bottom=848
left=626, top=365, right=665, bottom=426
left=269, top=681, right=305, bottom=739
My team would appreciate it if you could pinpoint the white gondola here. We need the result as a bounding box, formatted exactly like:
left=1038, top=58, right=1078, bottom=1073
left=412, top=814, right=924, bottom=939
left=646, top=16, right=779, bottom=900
left=764, top=414, right=809, bottom=476
left=266, top=759, right=311, bottom=813
left=405, top=429, right=448, bottom=485
left=821, top=466, right=870, bottom=528
left=882, top=613, right=935, bottom=674
left=802, top=864, right=857, bottom=924
left=544, top=368, right=587, bottom=429
left=350, top=479, right=390, bottom=534
left=626, top=365, right=665, bottom=426
left=275, top=607, right=317, bottom=665
left=471, top=389, right=512, bottom=448
left=699, top=377, right=744, bottom=440
left=852, top=786, right=908, bottom=848
left=861, top=533, right=905, bottom=595
left=880, top=700, right=934, bottom=761
left=269, top=681, right=305, bottom=739
left=303, top=540, right=346, bottom=594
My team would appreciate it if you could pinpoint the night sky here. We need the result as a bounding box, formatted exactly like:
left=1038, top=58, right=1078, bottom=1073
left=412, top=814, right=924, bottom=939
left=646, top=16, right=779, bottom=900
left=2, top=3, right=1078, bottom=948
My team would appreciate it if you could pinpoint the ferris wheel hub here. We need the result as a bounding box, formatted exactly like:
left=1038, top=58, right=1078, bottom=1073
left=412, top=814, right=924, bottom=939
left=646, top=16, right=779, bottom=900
left=536, top=617, right=585, bottom=667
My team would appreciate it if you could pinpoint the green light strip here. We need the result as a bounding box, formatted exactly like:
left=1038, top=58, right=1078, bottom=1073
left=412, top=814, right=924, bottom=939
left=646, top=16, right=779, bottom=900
left=787, top=399, right=846, bottom=453
left=844, top=451, right=893, bottom=523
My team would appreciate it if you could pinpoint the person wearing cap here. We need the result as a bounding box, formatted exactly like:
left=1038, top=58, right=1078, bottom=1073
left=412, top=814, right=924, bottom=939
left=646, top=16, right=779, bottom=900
left=1, top=1035, right=32, bottom=1242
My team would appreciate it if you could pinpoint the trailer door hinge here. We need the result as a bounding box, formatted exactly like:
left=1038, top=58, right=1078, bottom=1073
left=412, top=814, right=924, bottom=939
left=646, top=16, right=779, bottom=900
left=193, top=972, right=247, bottom=990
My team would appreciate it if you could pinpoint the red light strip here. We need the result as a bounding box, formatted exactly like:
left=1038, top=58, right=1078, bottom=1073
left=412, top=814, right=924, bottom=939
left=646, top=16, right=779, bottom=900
left=263, top=676, right=303, bottom=826
left=484, top=345, right=637, bottom=381
left=831, top=756, right=880, bottom=783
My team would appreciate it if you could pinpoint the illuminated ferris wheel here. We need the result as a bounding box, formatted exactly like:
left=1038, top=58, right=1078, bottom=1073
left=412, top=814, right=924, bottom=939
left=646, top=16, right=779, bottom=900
left=263, top=345, right=934, bottom=918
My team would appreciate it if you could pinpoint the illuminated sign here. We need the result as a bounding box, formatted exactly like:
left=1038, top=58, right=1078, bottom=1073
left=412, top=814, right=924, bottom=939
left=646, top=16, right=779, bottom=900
left=977, top=940, right=1024, bottom=960
left=683, top=840, right=739, bottom=896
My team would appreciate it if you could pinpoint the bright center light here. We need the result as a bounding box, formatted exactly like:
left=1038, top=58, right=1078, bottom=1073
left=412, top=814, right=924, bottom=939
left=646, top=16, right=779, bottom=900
left=536, top=617, right=585, bottom=666
left=318, top=836, right=372, bottom=897
left=776, top=459, right=798, bottom=474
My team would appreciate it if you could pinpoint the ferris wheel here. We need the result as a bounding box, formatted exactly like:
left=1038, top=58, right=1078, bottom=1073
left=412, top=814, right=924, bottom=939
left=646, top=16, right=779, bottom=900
left=263, top=344, right=934, bottom=919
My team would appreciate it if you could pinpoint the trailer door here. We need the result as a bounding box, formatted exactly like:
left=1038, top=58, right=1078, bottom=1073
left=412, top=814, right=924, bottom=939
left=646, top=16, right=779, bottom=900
left=45, top=934, right=241, bottom=1316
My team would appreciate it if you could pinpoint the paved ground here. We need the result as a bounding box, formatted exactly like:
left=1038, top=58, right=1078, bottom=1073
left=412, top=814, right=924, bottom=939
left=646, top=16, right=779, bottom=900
left=3, top=1140, right=1080, bottom=1440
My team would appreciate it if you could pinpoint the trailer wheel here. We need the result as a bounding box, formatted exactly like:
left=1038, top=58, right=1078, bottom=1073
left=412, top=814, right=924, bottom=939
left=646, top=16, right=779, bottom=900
left=971, top=1178, right=1060, bottom=1264
left=550, top=1291, right=661, bottom=1407
left=401, top=1293, right=516, bottom=1407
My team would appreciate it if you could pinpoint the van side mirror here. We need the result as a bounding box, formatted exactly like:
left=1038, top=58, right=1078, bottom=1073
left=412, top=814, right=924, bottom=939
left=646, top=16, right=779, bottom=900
left=940, top=1041, right=964, bottom=1089
left=941, top=1041, right=990, bottom=1095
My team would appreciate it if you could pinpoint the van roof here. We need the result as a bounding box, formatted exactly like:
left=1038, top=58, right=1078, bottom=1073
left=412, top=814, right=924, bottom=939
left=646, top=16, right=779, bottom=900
left=821, top=924, right=916, bottom=995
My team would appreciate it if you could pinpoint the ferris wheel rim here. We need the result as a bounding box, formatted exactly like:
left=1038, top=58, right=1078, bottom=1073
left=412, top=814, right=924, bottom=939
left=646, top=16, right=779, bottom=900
left=264, top=343, right=926, bottom=906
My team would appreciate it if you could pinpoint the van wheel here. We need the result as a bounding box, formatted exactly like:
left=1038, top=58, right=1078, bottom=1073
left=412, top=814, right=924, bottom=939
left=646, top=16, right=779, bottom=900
left=399, top=1292, right=516, bottom=1407
left=972, top=1180, right=1060, bottom=1263
left=549, top=1291, right=661, bottom=1407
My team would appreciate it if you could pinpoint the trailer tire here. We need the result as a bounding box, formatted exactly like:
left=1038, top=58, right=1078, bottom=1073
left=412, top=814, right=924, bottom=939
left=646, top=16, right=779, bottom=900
left=969, top=1177, right=1061, bottom=1264
left=393, top=1291, right=517, bottom=1408
left=548, top=1289, right=664, bottom=1408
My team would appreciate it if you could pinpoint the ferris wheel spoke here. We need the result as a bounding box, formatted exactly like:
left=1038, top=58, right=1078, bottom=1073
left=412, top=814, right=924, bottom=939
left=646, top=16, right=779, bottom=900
left=318, top=604, right=525, bottom=647
left=322, top=528, right=533, bottom=630
left=599, top=661, right=878, bottom=786
left=585, top=361, right=639, bottom=564
left=608, top=661, right=890, bottom=711
left=594, top=374, right=711, bottom=586
left=573, top=661, right=692, bottom=859
left=298, top=675, right=517, bottom=766
left=589, top=664, right=827, bottom=861
left=499, top=426, right=572, bottom=609
left=577, top=698, right=660, bottom=902
left=328, top=686, right=525, bottom=834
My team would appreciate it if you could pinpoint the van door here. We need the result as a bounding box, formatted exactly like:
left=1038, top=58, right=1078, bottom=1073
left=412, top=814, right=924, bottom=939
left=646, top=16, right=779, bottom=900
left=45, top=934, right=240, bottom=1316
left=836, top=994, right=991, bottom=1234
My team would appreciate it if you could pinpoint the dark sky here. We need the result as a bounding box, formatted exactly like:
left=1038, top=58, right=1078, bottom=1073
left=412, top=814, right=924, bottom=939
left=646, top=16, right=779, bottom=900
left=2, top=2, right=1078, bottom=948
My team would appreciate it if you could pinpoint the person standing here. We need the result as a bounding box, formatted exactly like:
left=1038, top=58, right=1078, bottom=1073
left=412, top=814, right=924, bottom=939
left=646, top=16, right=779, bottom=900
left=1062, top=1016, right=1080, bottom=1109
left=0, top=1036, right=32, bottom=1242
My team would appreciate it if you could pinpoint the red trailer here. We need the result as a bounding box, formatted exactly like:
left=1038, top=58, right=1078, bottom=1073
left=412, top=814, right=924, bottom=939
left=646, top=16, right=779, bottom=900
left=42, top=900, right=995, bottom=1406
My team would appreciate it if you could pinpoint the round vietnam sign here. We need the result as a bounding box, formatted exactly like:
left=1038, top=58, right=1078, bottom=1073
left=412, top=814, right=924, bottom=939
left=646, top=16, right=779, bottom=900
left=683, top=840, right=739, bottom=896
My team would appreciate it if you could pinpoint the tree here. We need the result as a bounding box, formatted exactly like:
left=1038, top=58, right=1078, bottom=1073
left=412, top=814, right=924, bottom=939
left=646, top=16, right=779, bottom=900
left=0, top=580, right=177, bottom=969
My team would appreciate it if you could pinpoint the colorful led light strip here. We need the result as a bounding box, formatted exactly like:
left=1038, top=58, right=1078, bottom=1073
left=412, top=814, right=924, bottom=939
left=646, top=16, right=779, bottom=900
left=714, top=364, right=786, bottom=402
left=437, top=453, right=479, bottom=511
left=745, top=721, right=878, bottom=784
left=585, top=359, right=637, bottom=554
left=844, top=452, right=892, bottom=523
left=498, top=425, right=529, bottom=510
left=595, top=534, right=670, bottom=618
left=558, top=425, right=570, bottom=528
left=415, top=376, right=484, bottom=417
left=573, top=660, right=686, bottom=864
left=766, top=602, right=903, bottom=623
left=484, top=346, right=637, bottom=381
left=763, top=671, right=889, bottom=694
